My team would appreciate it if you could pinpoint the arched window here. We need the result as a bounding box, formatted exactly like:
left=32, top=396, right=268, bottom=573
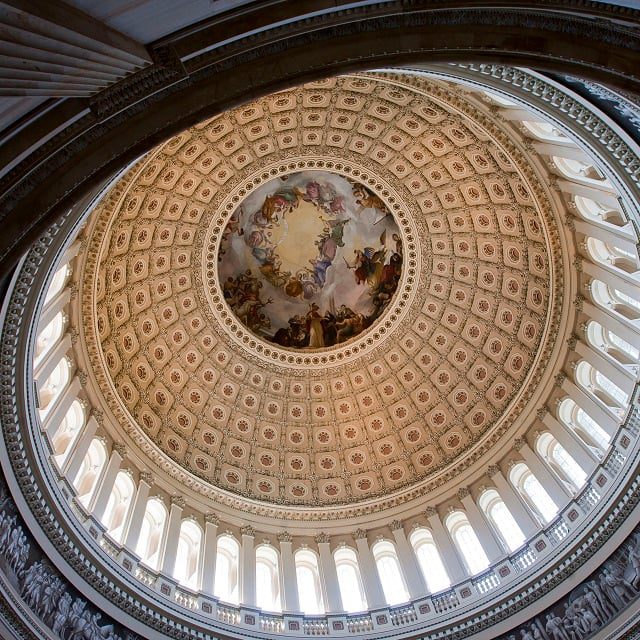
left=576, top=360, right=629, bottom=416
left=44, top=263, right=70, bottom=306
left=445, top=512, right=490, bottom=576
left=294, top=548, right=324, bottom=614
left=333, top=547, right=367, bottom=612
left=37, top=357, right=71, bottom=419
left=136, top=497, right=167, bottom=569
left=510, top=463, right=558, bottom=524
left=478, top=490, right=526, bottom=552
left=101, top=470, right=135, bottom=542
left=536, top=433, right=587, bottom=493
left=371, top=540, right=409, bottom=605
left=409, top=528, right=450, bottom=593
left=34, top=312, right=65, bottom=366
left=72, top=438, right=107, bottom=508
left=51, top=399, right=85, bottom=463
left=214, top=535, right=240, bottom=604
left=574, top=196, right=627, bottom=227
left=558, top=398, right=611, bottom=453
left=174, top=520, right=202, bottom=589
left=255, top=545, right=281, bottom=611
left=586, top=321, right=640, bottom=366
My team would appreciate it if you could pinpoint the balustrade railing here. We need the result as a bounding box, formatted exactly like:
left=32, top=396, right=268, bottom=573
left=347, top=614, right=373, bottom=633
left=472, top=569, right=500, bottom=594
left=512, top=545, right=536, bottom=572
left=303, top=618, right=329, bottom=635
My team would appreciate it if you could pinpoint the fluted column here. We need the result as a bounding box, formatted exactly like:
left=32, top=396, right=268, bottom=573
left=200, top=514, right=219, bottom=596
left=425, top=508, right=467, bottom=583
left=123, top=472, right=153, bottom=552
left=458, top=489, right=504, bottom=562
left=487, top=465, right=539, bottom=539
left=43, top=376, right=81, bottom=439
left=240, top=525, right=256, bottom=607
left=515, top=439, right=572, bottom=507
left=90, top=443, right=125, bottom=518
left=353, top=530, right=386, bottom=609
left=63, top=414, right=98, bottom=478
left=160, top=496, right=184, bottom=576
left=389, top=521, right=427, bottom=599
left=541, top=409, right=598, bottom=471
left=278, top=533, right=299, bottom=612
left=316, top=534, right=343, bottom=613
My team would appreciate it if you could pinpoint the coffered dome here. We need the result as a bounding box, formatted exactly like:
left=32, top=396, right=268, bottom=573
left=77, top=72, right=566, bottom=515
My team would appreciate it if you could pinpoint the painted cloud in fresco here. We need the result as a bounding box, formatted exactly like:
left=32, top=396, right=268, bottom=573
left=218, top=171, right=403, bottom=349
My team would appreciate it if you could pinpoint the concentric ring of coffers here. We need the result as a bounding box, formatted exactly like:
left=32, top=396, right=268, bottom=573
left=80, top=71, right=562, bottom=510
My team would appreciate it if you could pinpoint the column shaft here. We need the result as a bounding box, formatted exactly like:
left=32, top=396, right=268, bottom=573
left=240, top=531, right=256, bottom=607
left=583, top=301, right=639, bottom=347
left=489, top=470, right=540, bottom=539
left=575, top=340, right=636, bottom=395
left=38, top=288, right=70, bottom=331
left=123, top=479, right=151, bottom=552
left=542, top=412, right=598, bottom=471
left=317, top=541, right=343, bottom=613
left=44, top=376, right=81, bottom=440
left=63, top=415, right=98, bottom=479
left=200, top=520, right=219, bottom=595
left=391, top=526, right=427, bottom=599
left=426, top=513, right=467, bottom=583
left=519, top=443, right=572, bottom=507
left=278, top=539, right=299, bottom=612
left=354, top=537, right=387, bottom=609
left=460, top=494, right=504, bottom=561
left=561, top=378, right=619, bottom=436
left=90, top=448, right=123, bottom=518
left=159, top=502, right=183, bottom=576
left=34, top=333, right=71, bottom=388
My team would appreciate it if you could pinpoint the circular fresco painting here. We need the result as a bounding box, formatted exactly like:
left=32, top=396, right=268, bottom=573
left=218, top=171, right=403, bottom=349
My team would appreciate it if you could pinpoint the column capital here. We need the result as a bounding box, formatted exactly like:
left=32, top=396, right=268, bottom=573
left=457, top=487, right=470, bottom=500
left=315, top=532, right=331, bottom=544
left=536, top=406, right=549, bottom=420
left=113, top=442, right=127, bottom=458
left=513, top=436, right=527, bottom=451
left=139, top=470, right=154, bottom=485
left=277, top=531, right=292, bottom=542
left=205, top=513, right=219, bottom=525
left=389, top=519, right=404, bottom=532
left=554, top=372, right=566, bottom=386
left=425, top=506, right=438, bottom=518
left=353, top=528, right=368, bottom=541
left=487, top=464, right=501, bottom=477
left=240, top=525, right=255, bottom=537
left=170, top=495, right=186, bottom=508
